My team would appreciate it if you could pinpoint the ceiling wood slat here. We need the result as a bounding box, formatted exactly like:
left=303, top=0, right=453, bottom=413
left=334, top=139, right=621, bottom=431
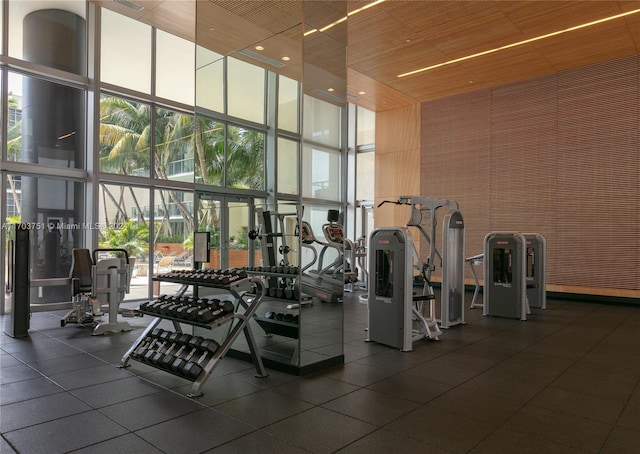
left=91, top=0, right=640, bottom=112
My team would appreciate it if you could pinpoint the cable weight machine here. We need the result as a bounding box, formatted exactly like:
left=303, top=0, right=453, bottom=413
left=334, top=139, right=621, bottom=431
left=367, top=196, right=465, bottom=351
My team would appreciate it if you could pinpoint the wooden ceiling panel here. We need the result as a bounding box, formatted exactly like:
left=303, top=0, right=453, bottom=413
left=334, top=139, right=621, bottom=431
left=389, top=65, right=484, bottom=103
left=212, top=0, right=302, bottom=36
left=91, top=0, right=640, bottom=112
left=413, top=7, right=525, bottom=57
left=383, top=1, right=498, bottom=31
left=533, top=20, right=638, bottom=71
left=349, top=38, right=451, bottom=84
left=347, top=7, right=423, bottom=62
left=458, top=44, right=556, bottom=84
left=196, top=1, right=275, bottom=55
left=498, top=1, right=622, bottom=36
left=347, top=68, right=417, bottom=112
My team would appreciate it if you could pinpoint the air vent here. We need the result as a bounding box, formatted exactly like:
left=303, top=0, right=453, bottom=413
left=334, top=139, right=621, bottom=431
left=113, top=0, right=144, bottom=12
left=237, top=49, right=285, bottom=68
left=313, top=89, right=345, bottom=104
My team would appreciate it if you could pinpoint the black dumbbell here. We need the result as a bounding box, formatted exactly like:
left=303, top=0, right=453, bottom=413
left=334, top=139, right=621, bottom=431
left=150, top=328, right=165, bottom=338
left=217, top=300, right=234, bottom=314
left=150, top=339, right=180, bottom=365
left=185, top=306, right=201, bottom=321
left=181, top=342, right=219, bottom=378
left=155, top=341, right=185, bottom=369
left=131, top=335, right=155, bottom=359
left=176, top=333, right=192, bottom=345
left=143, top=339, right=167, bottom=364
left=210, top=301, right=234, bottom=321
left=175, top=305, right=191, bottom=320
left=171, top=345, right=200, bottom=373
left=196, top=308, right=215, bottom=323
left=182, top=350, right=211, bottom=379
left=158, top=301, right=176, bottom=315
left=165, top=302, right=183, bottom=317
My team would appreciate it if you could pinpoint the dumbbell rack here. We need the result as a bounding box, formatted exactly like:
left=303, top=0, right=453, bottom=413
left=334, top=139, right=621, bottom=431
left=244, top=267, right=302, bottom=340
left=119, top=269, right=267, bottom=397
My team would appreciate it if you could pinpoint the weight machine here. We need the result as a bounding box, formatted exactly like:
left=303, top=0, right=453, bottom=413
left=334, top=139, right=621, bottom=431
left=379, top=196, right=465, bottom=327
left=61, top=248, right=134, bottom=335
left=479, top=232, right=546, bottom=320
left=367, top=196, right=465, bottom=350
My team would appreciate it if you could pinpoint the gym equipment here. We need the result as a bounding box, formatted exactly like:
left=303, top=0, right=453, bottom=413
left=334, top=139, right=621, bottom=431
left=468, top=232, right=546, bottom=314
left=524, top=233, right=547, bottom=310
left=299, top=210, right=356, bottom=303
left=483, top=232, right=530, bottom=320
left=120, top=269, right=268, bottom=397
left=60, top=248, right=133, bottom=335
left=441, top=210, right=465, bottom=327
left=4, top=224, right=31, bottom=338
left=367, top=228, right=441, bottom=351
left=465, top=253, right=484, bottom=309
left=138, top=292, right=235, bottom=325
left=376, top=196, right=465, bottom=329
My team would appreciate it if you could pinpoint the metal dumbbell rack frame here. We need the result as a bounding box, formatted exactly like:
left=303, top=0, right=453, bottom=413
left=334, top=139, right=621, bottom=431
left=119, top=270, right=268, bottom=397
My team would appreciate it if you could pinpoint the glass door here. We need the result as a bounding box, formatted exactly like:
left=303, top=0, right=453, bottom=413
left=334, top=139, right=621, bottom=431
left=194, top=192, right=258, bottom=270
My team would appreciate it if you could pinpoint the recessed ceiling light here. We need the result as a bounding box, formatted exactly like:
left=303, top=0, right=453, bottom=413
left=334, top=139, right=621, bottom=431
left=282, top=56, right=290, bottom=61
left=328, top=88, right=335, bottom=92
left=405, top=39, right=412, bottom=43
left=358, top=91, right=366, bottom=95
left=255, top=45, right=264, bottom=51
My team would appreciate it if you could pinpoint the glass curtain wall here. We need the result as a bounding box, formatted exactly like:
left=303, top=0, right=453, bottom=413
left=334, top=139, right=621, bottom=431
left=355, top=106, right=375, bottom=242
left=1, top=1, right=347, bottom=375
left=2, top=2, right=88, bottom=310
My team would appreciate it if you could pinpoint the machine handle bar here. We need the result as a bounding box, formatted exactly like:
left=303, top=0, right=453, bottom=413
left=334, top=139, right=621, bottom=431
left=93, top=248, right=130, bottom=265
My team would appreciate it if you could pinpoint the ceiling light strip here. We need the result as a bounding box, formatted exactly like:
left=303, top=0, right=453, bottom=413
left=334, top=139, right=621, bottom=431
left=398, top=8, right=640, bottom=78
left=306, top=0, right=386, bottom=36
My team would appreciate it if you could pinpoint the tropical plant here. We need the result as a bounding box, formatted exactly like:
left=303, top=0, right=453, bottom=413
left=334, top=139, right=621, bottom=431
left=98, top=219, right=149, bottom=259
left=99, top=96, right=151, bottom=225
left=7, top=93, right=23, bottom=217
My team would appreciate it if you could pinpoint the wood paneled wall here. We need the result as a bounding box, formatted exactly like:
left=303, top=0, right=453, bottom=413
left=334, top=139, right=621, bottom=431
left=420, top=55, right=640, bottom=299
left=374, top=103, right=422, bottom=236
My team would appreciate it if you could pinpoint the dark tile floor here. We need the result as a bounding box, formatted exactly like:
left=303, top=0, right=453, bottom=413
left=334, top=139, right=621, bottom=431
left=1, top=293, right=639, bottom=453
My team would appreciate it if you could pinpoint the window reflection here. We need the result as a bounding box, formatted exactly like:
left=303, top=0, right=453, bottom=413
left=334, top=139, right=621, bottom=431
left=99, top=95, right=151, bottom=177
left=155, top=108, right=195, bottom=182
left=8, top=73, right=85, bottom=169
left=194, top=120, right=265, bottom=190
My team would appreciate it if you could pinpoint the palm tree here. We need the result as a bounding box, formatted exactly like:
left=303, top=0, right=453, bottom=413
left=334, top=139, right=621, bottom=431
left=154, top=109, right=196, bottom=234
left=226, top=126, right=265, bottom=189
left=99, top=96, right=151, bottom=223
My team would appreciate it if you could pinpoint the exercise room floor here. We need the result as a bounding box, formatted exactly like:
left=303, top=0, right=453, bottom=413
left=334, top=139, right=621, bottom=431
left=1, top=293, right=639, bottom=454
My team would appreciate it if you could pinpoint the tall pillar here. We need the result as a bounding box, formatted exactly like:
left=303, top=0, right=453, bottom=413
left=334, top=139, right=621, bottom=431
left=21, top=9, right=86, bottom=301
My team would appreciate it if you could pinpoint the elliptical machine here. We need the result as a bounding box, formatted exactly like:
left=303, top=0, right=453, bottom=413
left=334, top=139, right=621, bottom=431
left=300, top=210, right=356, bottom=303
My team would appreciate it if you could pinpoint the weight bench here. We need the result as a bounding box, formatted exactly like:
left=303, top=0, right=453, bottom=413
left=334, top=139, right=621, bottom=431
left=61, top=248, right=134, bottom=335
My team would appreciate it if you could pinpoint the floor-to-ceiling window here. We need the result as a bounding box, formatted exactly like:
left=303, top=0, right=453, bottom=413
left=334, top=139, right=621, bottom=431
left=2, top=2, right=88, bottom=310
